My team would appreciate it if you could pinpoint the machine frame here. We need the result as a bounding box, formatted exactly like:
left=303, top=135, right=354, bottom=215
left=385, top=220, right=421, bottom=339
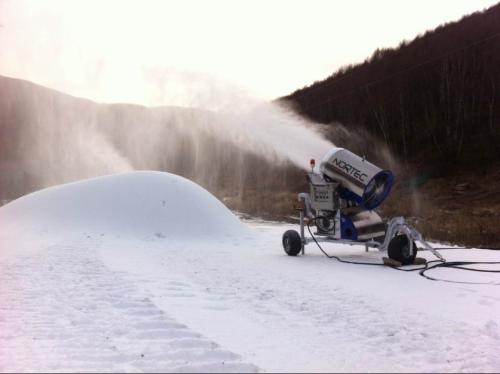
left=296, top=192, right=443, bottom=261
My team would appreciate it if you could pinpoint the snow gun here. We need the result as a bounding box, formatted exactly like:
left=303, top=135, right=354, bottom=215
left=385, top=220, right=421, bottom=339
left=282, top=147, right=444, bottom=264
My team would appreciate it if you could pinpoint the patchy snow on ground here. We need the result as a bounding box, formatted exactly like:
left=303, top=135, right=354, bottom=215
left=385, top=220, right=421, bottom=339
left=0, top=171, right=499, bottom=372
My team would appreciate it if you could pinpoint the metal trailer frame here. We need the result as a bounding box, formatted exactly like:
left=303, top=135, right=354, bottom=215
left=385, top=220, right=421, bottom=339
left=297, top=193, right=445, bottom=261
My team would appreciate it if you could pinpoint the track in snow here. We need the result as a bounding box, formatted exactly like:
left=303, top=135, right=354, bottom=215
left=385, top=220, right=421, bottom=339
left=0, top=236, right=258, bottom=373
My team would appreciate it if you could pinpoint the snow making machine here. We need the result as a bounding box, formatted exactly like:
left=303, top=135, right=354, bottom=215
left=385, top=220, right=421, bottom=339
left=282, top=147, right=444, bottom=264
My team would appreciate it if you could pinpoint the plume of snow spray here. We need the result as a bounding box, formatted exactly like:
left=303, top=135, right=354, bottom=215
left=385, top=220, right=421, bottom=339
left=1, top=74, right=334, bottom=200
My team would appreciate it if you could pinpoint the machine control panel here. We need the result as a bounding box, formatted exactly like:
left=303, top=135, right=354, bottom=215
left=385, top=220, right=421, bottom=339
left=307, top=173, right=337, bottom=211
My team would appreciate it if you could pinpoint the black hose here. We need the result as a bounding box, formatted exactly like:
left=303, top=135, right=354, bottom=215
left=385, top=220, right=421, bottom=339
left=307, top=219, right=387, bottom=267
left=419, top=261, right=500, bottom=285
left=306, top=218, right=500, bottom=285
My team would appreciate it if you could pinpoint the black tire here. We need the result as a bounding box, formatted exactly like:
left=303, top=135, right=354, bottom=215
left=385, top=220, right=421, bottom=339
left=282, top=230, right=302, bottom=256
left=388, top=235, right=418, bottom=265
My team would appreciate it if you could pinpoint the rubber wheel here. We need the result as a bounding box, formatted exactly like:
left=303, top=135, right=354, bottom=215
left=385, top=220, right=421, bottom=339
left=282, top=230, right=302, bottom=256
left=388, top=235, right=418, bottom=265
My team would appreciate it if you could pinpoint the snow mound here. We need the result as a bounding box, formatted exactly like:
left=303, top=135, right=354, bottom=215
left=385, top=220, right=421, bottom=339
left=0, top=171, right=248, bottom=240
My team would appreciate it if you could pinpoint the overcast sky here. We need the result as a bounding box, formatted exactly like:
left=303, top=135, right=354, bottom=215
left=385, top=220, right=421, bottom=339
left=0, top=0, right=497, bottom=106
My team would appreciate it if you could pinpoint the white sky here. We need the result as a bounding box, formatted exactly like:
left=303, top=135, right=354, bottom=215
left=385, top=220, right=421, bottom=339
left=0, top=0, right=497, bottom=105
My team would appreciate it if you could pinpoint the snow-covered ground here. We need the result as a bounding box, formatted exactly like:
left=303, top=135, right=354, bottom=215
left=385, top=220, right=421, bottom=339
left=0, top=171, right=499, bottom=372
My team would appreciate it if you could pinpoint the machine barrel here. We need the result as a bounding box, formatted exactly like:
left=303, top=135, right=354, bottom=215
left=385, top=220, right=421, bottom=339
left=319, top=147, right=394, bottom=210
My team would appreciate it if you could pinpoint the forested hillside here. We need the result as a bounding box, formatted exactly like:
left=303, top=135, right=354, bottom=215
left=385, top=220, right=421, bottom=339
left=284, top=3, right=500, bottom=172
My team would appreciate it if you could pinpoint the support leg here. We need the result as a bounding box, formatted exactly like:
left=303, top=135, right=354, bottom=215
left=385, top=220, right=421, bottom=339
left=300, top=209, right=305, bottom=255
